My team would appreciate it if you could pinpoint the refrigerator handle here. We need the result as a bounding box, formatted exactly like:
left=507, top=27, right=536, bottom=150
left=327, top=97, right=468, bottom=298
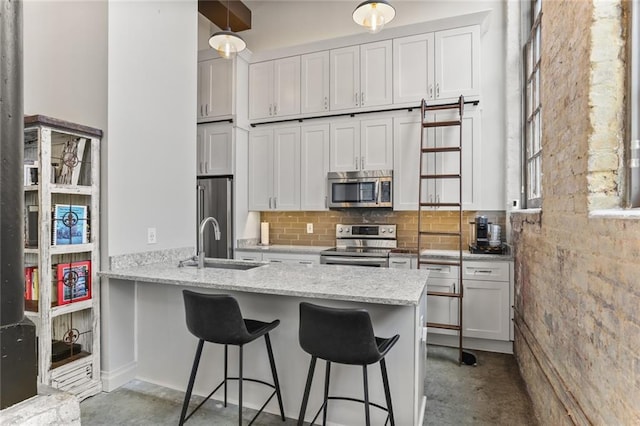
left=197, top=184, right=205, bottom=249
left=226, top=178, right=233, bottom=259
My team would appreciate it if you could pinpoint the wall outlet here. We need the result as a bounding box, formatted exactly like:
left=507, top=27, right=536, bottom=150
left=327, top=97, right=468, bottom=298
left=306, top=223, right=313, bottom=234
left=147, top=227, right=157, bottom=244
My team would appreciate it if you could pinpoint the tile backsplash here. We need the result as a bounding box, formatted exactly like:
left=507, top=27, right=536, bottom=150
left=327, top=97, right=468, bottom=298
left=260, top=210, right=506, bottom=250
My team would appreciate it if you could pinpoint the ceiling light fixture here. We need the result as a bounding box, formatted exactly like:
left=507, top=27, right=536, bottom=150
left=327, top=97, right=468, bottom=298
left=209, top=0, right=246, bottom=60
left=352, top=0, right=396, bottom=34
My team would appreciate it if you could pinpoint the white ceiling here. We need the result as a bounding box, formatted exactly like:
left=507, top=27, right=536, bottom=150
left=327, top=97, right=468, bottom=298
left=199, top=1, right=501, bottom=53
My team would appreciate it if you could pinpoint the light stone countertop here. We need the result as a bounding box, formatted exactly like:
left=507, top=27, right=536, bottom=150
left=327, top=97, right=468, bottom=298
left=99, top=259, right=429, bottom=306
left=236, top=244, right=333, bottom=254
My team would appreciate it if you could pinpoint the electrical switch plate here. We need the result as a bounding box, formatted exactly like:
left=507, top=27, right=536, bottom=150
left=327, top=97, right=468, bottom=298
left=306, top=223, right=313, bottom=234
left=147, top=227, right=157, bottom=244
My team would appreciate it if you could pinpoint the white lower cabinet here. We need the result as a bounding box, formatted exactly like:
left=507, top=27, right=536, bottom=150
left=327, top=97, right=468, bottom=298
left=462, top=279, right=510, bottom=341
left=234, top=250, right=262, bottom=262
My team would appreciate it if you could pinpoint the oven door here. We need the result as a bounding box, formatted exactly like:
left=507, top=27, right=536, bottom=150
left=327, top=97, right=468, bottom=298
left=320, top=255, right=388, bottom=267
left=328, top=180, right=378, bottom=208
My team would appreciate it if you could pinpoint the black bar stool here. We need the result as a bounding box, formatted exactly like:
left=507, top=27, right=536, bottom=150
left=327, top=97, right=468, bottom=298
left=297, top=302, right=399, bottom=426
left=179, top=290, right=285, bottom=425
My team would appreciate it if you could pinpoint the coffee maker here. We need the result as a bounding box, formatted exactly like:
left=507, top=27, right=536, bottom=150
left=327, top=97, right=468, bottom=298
left=469, top=215, right=503, bottom=254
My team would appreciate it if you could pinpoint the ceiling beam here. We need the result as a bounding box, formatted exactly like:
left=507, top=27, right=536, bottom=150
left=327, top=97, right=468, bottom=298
left=198, top=0, right=252, bottom=32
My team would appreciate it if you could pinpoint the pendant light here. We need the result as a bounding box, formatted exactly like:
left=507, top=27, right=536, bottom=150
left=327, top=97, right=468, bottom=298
left=352, top=0, right=396, bottom=34
left=209, top=0, right=246, bottom=59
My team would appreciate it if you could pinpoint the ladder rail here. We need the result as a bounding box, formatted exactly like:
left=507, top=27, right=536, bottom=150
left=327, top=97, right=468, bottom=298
left=418, top=95, right=467, bottom=365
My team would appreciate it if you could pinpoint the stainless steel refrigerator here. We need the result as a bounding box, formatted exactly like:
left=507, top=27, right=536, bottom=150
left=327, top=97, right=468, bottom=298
left=197, top=176, right=233, bottom=259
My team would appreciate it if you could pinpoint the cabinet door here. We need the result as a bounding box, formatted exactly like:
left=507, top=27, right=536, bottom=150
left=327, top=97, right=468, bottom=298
left=273, top=56, right=301, bottom=118
left=197, top=61, right=211, bottom=120
left=360, top=117, right=392, bottom=170
left=208, top=59, right=233, bottom=118
left=360, top=40, right=392, bottom=108
left=329, top=121, right=360, bottom=171
left=248, top=130, right=274, bottom=210
left=434, top=26, right=480, bottom=101
left=462, top=279, right=510, bottom=341
left=249, top=61, right=274, bottom=120
left=433, top=108, right=479, bottom=209
left=301, top=51, right=330, bottom=114
left=393, top=114, right=434, bottom=210
left=426, top=277, right=458, bottom=336
left=301, top=124, right=330, bottom=210
left=273, top=127, right=301, bottom=210
left=330, top=46, right=360, bottom=111
left=393, top=33, right=435, bottom=104
left=196, top=126, right=206, bottom=175
left=202, top=124, right=233, bottom=176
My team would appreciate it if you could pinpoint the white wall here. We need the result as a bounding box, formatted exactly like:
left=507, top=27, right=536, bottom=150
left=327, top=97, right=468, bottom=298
left=108, top=0, right=197, bottom=256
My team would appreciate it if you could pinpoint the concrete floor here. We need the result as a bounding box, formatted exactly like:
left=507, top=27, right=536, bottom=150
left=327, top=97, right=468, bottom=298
left=80, top=345, right=537, bottom=425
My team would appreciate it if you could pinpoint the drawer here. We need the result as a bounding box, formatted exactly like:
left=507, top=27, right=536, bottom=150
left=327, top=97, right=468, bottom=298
left=51, top=359, right=94, bottom=392
left=420, top=264, right=459, bottom=279
left=388, top=256, right=411, bottom=269
left=462, top=261, right=509, bottom=282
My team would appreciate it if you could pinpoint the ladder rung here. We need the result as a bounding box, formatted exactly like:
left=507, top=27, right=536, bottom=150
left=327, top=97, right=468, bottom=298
left=422, top=120, right=461, bottom=128
left=426, top=322, right=462, bottom=331
left=419, top=231, right=462, bottom=237
left=420, top=174, right=461, bottom=179
left=422, top=102, right=464, bottom=112
left=419, top=202, right=461, bottom=207
left=419, top=259, right=461, bottom=267
left=427, top=291, right=462, bottom=298
left=421, top=146, right=461, bottom=153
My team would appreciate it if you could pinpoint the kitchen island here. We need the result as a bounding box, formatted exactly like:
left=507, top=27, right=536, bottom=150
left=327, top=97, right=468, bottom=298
left=99, top=258, right=428, bottom=425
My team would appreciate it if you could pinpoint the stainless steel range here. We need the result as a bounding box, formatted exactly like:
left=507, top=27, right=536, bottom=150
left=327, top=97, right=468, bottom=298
left=320, top=224, right=397, bottom=267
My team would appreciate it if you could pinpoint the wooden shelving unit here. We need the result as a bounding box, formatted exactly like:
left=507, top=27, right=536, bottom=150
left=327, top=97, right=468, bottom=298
left=23, top=115, right=102, bottom=400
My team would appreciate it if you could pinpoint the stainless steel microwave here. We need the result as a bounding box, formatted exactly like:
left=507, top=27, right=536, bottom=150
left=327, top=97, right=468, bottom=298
left=327, top=170, right=393, bottom=208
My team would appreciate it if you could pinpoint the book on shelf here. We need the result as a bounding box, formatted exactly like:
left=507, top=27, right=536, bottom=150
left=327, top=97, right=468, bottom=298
left=24, top=267, right=33, bottom=300
left=25, top=205, right=39, bottom=247
left=57, top=137, right=87, bottom=186
left=53, top=204, right=88, bottom=245
left=57, top=260, right=91, bottom=305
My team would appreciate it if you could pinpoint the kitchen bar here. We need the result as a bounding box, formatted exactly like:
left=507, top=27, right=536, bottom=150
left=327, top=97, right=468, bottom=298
left=99, top=259, right=429, bottom=425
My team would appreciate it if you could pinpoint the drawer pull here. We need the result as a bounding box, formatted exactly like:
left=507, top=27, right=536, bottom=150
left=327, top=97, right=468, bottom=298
left=472, top=269, right=493, bottom=274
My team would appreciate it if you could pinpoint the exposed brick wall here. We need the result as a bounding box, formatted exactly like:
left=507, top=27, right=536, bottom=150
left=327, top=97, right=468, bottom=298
left=511, top=1, right=640, bottom=424
left=261, top=210, right=506, bottom=250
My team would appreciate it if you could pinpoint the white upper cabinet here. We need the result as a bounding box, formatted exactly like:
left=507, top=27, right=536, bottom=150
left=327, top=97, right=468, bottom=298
left=393, top=113, right=431, bottom=210
left=197, top=123, right=234, bottom=176
left=300, top=123, right=330, bottom=210
left=249, top=57, right=301, bottom=120
left=197, top=58, right=233, bottom=121
left=434, top=26, right=480, bottom=101
left=248, top=126, right=301, bottom=211
left=330, top=40, right=392, bottom=111
left=329, top=117, right=392, bottom=172
left=393, top=33, right=435, bottom=104
left=394, top=25, right=480, bottom=105
left=301, top=51, right=330, bottom=114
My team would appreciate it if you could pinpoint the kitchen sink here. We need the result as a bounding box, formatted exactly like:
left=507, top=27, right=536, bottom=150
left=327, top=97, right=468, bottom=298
left=179, top=259, right=263, bottom=270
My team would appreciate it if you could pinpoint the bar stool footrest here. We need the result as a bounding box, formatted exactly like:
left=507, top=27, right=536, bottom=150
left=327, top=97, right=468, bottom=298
left=309, top=396, right=391, bottom=425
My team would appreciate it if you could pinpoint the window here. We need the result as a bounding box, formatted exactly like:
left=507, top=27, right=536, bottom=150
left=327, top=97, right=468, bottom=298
left=630, top=0, right=640, bottom=207
left=524, top=0, right=542, bottom=208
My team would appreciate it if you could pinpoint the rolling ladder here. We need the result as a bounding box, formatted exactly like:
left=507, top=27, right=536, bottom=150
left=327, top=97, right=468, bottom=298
left=417, top=95, right=474, bottom=365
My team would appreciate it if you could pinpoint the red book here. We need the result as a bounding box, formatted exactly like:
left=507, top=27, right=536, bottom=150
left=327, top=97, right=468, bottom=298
left=56, top=261, right=91, bottom=305
left=24, top=267, right=33, bottom=300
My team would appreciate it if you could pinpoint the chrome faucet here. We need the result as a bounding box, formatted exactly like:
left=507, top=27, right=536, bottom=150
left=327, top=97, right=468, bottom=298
left=198, top=216, right=221, bottom=269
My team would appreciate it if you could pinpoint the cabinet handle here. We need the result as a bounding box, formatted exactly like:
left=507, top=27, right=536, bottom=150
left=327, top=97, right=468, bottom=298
left=324, top=96, right=328, bottom=110
left=299, top=261, right=313, bottom=265
left=355, top=92, right=359, bottom=106
left=274, top=197, right=277, bottom=209
left=361, top=92, right=365, bottom=105
left=269, top=104, right=273, bottom=116
left=355, top=156, right=359, bottom=170
left=472, top=269, right=493, bottom=274
left=391, top=260, right=407, bottom=265
left=429, top=84, right=434, bottom=99
left=273, top=103, right=278, bottom=115
left=269, top=197, right=272, bottom=209
left=200, top=105, right=203, bottom=116
left=426, top=267, right=442, bottom=271
left=325, top=196, right=328, bottom=208
left=361, top=156, right=364, bottom=169
left=205, top=161, right=209, bottom=172
left=436, top=83, right=440, bottom=98
left=269, top=259, right=283, bottom=263
left=453, top=282, right=456, bottom=293
left=205, top=104, right=209, bottom=116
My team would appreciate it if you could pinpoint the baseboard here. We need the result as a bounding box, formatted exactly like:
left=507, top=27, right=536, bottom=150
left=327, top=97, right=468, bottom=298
left=100, top=361, right=137, bottom=392
left=427, top=333, right=513, bottom=354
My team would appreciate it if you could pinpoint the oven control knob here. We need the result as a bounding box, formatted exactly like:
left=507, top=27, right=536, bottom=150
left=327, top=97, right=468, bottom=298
left=338, top=227, right=343, bottom=233
left=388, top=228, right=395, bottom=233
left=381, top=229, right=386, bottom=233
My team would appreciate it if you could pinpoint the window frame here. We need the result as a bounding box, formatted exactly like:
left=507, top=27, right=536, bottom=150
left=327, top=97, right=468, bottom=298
left=629, top=0, right=640, bottom=207
left=523, top=0, right=542, bottom=208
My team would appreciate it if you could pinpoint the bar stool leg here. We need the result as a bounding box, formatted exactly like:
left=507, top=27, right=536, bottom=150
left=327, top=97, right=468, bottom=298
left=297, top=355, right=317, bottom=426
left=179, top=339, right=204, bottom=426
left=322, top=361, right=331, bottom=426
left=224, top=345, right=228, bottom=407
left=380, top=358, right=395, bottom=426
left=264, top=333, right=286, bottom=420
left=238, top=345, right=244, bottom=426
left=363, top=365, right=371, bottom=426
